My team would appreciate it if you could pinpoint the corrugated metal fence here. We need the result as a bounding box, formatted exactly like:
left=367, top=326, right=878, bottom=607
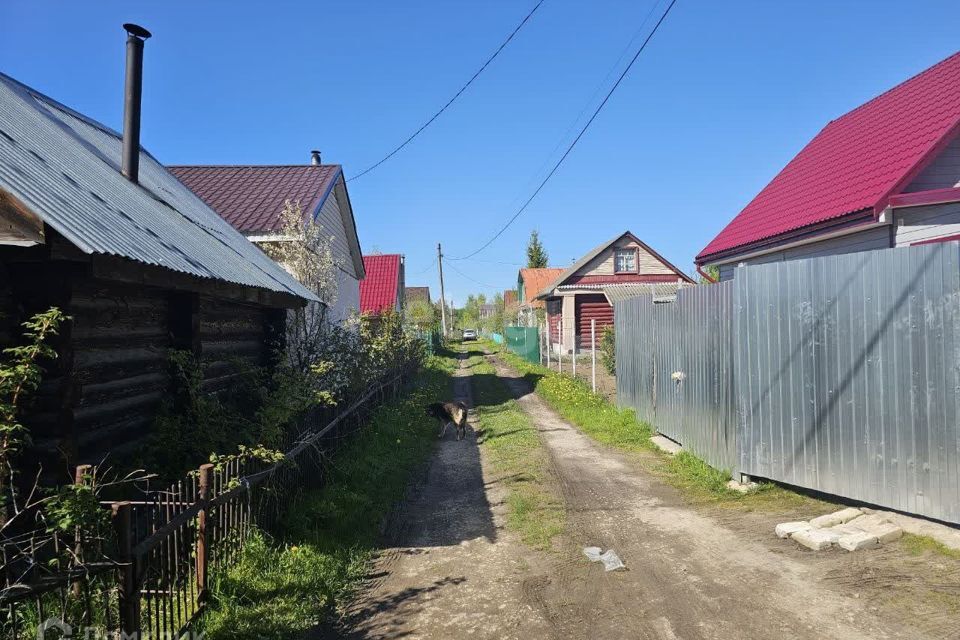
left=616, top=243, right=960, bottom=525
left=505, top=326, right=540, bottom=364
left=615, top=283, right=737, bottom=471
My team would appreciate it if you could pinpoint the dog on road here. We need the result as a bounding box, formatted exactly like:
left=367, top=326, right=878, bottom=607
left=426, top=401, right=469, bottom=441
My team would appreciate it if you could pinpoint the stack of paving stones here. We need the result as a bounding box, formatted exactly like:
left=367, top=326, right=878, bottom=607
left=775, top=508, right=903, bottom=551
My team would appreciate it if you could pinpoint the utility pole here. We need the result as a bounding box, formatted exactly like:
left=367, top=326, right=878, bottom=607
left=437, top=243, right=447, bottom=337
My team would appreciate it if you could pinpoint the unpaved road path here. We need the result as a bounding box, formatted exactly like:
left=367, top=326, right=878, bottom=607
left=333, top=352, right=951, bottom=639
left=332, top=352, right=556, bottom=639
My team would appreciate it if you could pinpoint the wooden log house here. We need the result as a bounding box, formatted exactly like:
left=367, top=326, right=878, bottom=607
left=0, top=33, right=317, bottom=475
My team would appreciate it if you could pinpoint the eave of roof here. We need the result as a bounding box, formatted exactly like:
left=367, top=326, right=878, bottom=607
left=537, top=231, right=694, bottom=298
left=0, top=72, right=318, bottom=303
left=697, top=50, right=960, bottom=264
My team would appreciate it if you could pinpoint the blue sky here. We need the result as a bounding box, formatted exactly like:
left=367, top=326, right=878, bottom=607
left=3, top=1, right=959, bottom=305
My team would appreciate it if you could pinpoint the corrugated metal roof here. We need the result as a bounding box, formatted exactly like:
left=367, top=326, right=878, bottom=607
left=602, top=282, right=693, bottom=304
left=360, top=254, right=402, bottom=314
left=0, top=72, right=318, bottom=303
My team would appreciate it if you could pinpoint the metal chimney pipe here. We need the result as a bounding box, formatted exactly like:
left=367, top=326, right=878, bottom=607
left=121, top=23, right=152, bottom=183
left=310, top=150, right=322, bottom=165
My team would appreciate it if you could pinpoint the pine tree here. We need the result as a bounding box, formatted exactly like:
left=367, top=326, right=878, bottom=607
left=526, top=230, right=549, bottom=268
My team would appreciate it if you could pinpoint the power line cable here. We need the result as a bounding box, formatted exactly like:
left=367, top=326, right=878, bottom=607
left=445, top=260, right=500, bottom=289
left=412, top=257, right=438, bottom=275
left=502, top=0, right=665, bottom=209
left=348, top=0, right=547, bottom=182
left=449, top=0, right=677, bottom=260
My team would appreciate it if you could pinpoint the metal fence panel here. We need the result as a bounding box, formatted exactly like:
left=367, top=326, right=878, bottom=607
left=615, top=283, right=737, bottom=472
left=735, top=243, right=960, bottom=524
left=505, top=326, right=540, bottom=363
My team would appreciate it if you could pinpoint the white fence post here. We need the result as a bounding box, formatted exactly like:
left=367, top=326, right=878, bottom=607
left=558, top=317, right=563, bottom=373
left=545, top=321, right=550, bottom=369
left=572, top=329, right=577, bottom=378
left=591, top=318, right=596, bottom=393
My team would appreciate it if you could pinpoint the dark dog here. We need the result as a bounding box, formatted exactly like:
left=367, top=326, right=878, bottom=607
left=426, top=401, right=469, bottom=441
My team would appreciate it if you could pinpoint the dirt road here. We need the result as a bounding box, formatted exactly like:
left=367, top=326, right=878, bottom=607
left=335, top=352, right=954, bottom=639
left=333, top=353, right=556, bottom=639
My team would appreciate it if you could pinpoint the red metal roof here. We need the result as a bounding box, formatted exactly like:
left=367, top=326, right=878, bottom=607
left=360, top=254, right=403, bottom=314
left=168, top=165, right=341, bottom=234
left=698, top=51, right=960, bottom=262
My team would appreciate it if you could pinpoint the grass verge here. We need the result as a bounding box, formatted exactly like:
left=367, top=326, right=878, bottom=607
left=198, top=353, right=456, bottom=639
left=900, top=532, right=960, bottom=559
left=459, top=343, right=564, bottom=549
left=490, top=342, right=825, bottom=511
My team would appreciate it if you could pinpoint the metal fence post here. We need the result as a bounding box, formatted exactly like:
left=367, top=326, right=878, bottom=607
left=545, top=321, right=550, bottom=369
left=196, top=463, right=213, bottom=604
left=112, top=501, right=139, bottom=635
left=71, top=464, right=92, bottom=597
left=591, top=319, right=596, bottom=393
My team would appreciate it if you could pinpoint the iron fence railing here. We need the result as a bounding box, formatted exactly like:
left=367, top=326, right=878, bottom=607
left=1, top=363, right=415, bottom=639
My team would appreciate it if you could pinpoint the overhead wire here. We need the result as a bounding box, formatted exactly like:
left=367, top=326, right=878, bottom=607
left=444, top=260, right=500, bottom=290
left=448, top=0, right=678, bottom=260
left=348, top=0, right=547, bottom=182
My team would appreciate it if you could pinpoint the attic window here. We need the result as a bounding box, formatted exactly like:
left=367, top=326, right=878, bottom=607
left=614, top=248, right=638, bottom=273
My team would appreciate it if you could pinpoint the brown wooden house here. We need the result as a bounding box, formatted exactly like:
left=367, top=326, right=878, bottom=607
left=536, top=231, right=693, bottom=353
left=0, top=57, right=316, bottom=474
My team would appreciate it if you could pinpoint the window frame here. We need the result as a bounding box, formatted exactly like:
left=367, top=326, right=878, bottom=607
left=613, top=247, right=639, bottom=274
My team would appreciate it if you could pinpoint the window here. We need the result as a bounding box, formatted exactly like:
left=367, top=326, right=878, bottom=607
left=614, top=248, right=637, bottom=273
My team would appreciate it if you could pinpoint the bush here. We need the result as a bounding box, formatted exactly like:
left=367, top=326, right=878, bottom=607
left=599, top=326, right=615, bottom=375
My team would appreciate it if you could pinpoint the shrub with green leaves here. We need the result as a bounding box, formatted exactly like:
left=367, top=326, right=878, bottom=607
left=599, top=326, right=616, bottom=375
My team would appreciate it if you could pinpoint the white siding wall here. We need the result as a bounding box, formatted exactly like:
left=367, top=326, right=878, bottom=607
left=311, top=177, right=361, bottom=324
left=904, top=135, right=960, bottom=193
left=314, top=181, right=358, bottom=279
left=894, top=201, right=960, bottom=245
left=577, top=236, right=675, bottom=277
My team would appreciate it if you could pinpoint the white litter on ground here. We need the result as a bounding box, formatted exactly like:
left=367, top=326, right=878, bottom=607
left=583, top=546, right=626, bottom=571
left=599, top=550, right=626, bottom=571
left=582, top=546, right=602, bottom=562
left=774, top=508, right=904, bottom=552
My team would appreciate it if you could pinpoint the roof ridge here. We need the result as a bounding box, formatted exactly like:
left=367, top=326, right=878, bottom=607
left=826, top=50, right=960, bottom=125
left=168, top=164, right=342, bottom=169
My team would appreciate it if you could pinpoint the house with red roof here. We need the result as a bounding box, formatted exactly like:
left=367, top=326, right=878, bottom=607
left=170, top=152, right=365, bottom=323
left=697, top=51, right=960, bottom=280
left=360, top=254, right=405, bottom=315
left=536, top=231, right=693, bottom=352
left=516, top=267, right=564, bottom=326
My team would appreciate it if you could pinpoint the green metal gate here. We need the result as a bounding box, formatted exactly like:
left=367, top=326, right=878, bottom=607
left=505, top=326, right=539, bottom=364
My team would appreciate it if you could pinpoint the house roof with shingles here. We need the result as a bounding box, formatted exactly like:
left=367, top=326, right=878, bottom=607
left=0, top=72, right=317, bottom=303
left=698, top=50, right=960, bottom=263
left=519, top=268, right=564, bottom=306
left=168, top=165, right=340, bottom=233
left=168, top=163, right=364, bottom=278
left=360, top=254, right=403, bottom=314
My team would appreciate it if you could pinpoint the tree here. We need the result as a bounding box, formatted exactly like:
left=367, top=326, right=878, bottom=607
left=405, top=299, right=438, bottom=330
left=491, top=292, right=506, bottom=334
left=259, top=200, right=338, bottom=374
left=526, top=230, right=549, bottom=268
left=698, top=264, right=720, bottom=285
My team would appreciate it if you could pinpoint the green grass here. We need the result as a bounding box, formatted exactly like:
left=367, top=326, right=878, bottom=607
left=492, top=343, right=825, bottom=511
left=199, top=353, right=457, bottom=639
left=900, top=532, right=960, bottom=559
left=462, top=345, right=564, bottom=549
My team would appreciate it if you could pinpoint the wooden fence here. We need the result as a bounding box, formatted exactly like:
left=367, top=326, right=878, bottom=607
left=1, top=364, right=413, bottom=638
